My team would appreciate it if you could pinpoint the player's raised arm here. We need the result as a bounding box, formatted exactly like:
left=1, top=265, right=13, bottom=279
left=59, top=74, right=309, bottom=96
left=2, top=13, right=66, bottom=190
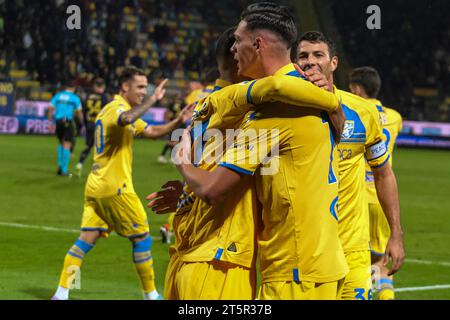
left=141, top=103, right=195, bottom=139
left=119, top=78, right=168, bottom=126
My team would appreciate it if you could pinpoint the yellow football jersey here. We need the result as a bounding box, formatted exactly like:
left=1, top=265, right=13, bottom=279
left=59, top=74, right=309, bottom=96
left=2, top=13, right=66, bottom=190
left=219, top=64, right=348, bottom=284
left=184, top=85, right=215, bottom=105
left=174, top=66, right=343, bottom=270
left=174, top=79, right=259, bottom=269
left=365, top=99, right=403, bottom=204
left=335, top=90, right=390, bottom=253
left=85, top=95, right=147, bottom=197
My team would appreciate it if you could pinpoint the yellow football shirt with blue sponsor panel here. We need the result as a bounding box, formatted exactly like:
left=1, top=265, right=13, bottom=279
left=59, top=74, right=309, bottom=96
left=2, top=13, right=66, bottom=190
left=217, top=64, right=348, bottom=284
left=335, top=90, right=390, bottom=252
left=176, top=71, right=341, bottom=216
left=365, top=99, right=403, bottom=204
left=85, top=95, right=148, bottom=197
left=173, top=79, right=259, bottom=269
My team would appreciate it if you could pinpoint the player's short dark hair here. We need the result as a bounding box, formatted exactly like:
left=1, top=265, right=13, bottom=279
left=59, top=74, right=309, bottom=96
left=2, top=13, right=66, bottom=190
left=118, top=66, right=146, bottom=87
left=241, top=2, right=297, bottom=48
left=202, top=67, right=220, bottom=85
left=149, top=68, right=165, bottom=82
left=349, top=66, right=382, bottom=98
left=296, top=31, right=338, bottom=59
left=215, top=27, right=236, bottom=63
left=93, top=77, right=105, bottom=88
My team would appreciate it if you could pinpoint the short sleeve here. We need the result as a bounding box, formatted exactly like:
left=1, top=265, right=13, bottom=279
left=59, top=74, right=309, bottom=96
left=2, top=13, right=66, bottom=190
left=365, top=103, right=390, bottom=168
left=132, top=118, right=149, bottom=136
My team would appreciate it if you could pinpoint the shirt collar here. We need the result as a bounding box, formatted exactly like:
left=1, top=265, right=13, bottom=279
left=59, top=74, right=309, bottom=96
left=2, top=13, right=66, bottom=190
left=114, top=94, right=132, bottom=110
left=214, top=78, right=232, bottom=91
left=273, top=63, right=297, bottom=76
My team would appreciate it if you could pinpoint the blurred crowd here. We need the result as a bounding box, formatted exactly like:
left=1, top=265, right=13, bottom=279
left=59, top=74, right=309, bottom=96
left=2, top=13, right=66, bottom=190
left=330, top=0, right=449, bottom=121
left=0, top=0, right=447, bottom=121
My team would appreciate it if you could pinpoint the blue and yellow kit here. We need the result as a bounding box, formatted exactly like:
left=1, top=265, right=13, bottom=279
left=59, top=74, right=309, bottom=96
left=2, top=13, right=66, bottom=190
left=365, top=99, right=402, bottom=256
left=81, top=95, right=150, bottom=238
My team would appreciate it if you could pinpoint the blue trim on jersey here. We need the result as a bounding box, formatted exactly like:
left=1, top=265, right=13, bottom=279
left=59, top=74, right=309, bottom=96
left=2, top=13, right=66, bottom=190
left=321, top=112, right=338, bottom=184
left=371, top=155, right=391, bottom=169
left=376, top=105, right=384, bottom=113
left=293, top=268, right=300, bottom=282
left=213, top=86, right=222, bottom=92
left=117, top=112, right=124, bottom=126
left=75, top=239, right=94, bottom=254
left=246, top=80, right=258, bottom=104
left=341, top=104, right=367, bottom=141
left=80, top=227, right=108, bottom=232
left=330, top=196, right=339, bottom=221
left=383, top=128, right=391, bottom=149
left=285, top=70, right=307, bottom=80
left=219, top=162, right=253, bottom=175
left=133, top=236, right=153, bottom=252
left=214, top=248, right=224, bottom=260
left=192, top=119, right=210, bottom=166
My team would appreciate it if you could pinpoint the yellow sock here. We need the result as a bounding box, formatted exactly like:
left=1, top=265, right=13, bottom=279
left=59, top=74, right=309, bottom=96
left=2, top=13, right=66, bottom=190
left=378, top=288, right=395, bottom=300
left=133, top=236, right=156, bottom=293
left=58, top=239, right=93, bottom=288
left=376, top=278, right=395, bottom=300
left=134, top=257, right=156, bottom=293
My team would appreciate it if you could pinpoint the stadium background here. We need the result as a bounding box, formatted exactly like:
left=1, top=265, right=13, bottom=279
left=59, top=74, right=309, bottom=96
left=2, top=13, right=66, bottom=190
left=0, top=0, right=449, bottom=299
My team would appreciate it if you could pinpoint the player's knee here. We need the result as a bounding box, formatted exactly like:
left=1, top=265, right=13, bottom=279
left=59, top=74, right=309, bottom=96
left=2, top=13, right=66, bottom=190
left=371, top=253, right=384, bottom=264
left=132, top=235, right=153, bottom=250
left=79, top=231, right=101, bottom=245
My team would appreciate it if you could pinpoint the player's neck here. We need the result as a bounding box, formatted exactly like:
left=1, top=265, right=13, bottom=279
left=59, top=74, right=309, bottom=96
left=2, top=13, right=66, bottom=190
left=119, top=92, right=133, bottom=107
left=262, top=53, right=292, bottom=77
left=329, top=74, right=336, bottom=92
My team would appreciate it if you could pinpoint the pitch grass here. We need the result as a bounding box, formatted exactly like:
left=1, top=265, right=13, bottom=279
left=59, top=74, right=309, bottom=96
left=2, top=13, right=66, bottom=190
left=0, top=135, right=449, bottom=300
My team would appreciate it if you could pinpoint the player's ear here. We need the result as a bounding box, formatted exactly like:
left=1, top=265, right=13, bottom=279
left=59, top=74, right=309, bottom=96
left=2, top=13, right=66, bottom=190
left=331, top=55, right=339, bottom=73
left=254, top=37, right=262, bottom=51
left=122, top=81, right=130, bottom=93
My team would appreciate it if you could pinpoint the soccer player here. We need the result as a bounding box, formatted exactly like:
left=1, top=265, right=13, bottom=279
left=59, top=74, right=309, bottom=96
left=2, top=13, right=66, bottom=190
left=293, top=31, right=405, bottom=300
left=349, top=66, right=403, bottom=300
left=75, top=77, right=108, bottom=176
left=51, top=66, right=194, bottom=300
left=48, top=82, right=83, bottom=177
left=169, top=3, right=349, bottom=300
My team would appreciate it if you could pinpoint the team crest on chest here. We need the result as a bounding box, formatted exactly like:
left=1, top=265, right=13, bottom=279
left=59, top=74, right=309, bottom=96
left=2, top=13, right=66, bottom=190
left=342, top=120, right=355, bottom=139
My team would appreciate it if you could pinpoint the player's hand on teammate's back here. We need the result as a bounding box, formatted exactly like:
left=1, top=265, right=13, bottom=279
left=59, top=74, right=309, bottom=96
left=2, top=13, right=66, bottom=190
left=384, top=233, right=405, bottom=276
left=146, top=180, right=183, bottom=214
left=177, top=103, right=196, bottom=123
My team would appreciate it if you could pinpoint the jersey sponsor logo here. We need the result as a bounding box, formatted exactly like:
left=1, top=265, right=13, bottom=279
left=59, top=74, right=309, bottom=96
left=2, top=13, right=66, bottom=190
left=338, top=148, right=352, bottom=161
left=342, top=120, right=355, bottom=139
left=367, top=140, right=387, bottom=160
